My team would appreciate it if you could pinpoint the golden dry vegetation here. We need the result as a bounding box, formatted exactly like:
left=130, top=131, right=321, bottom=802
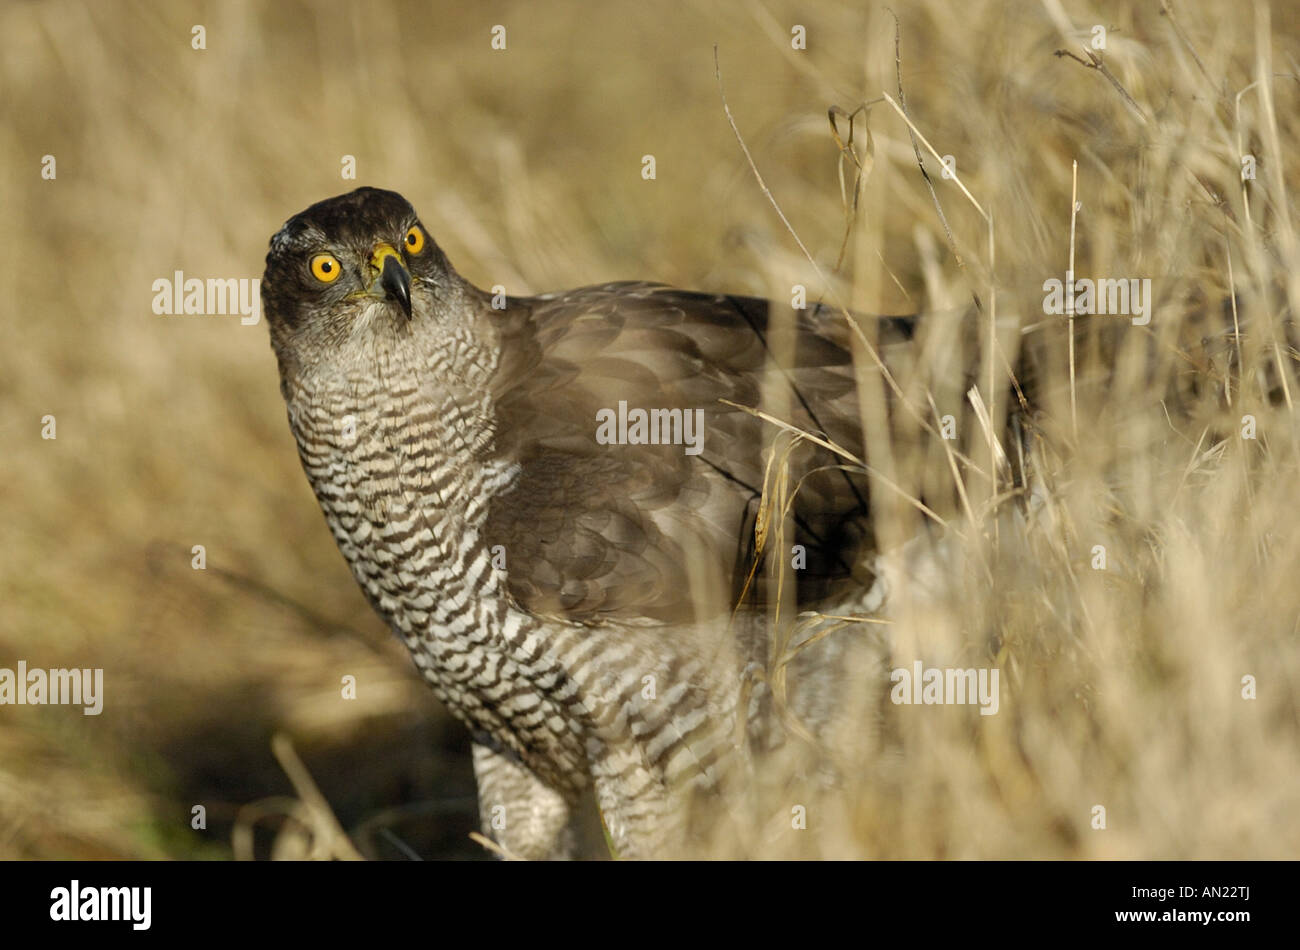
left=1, top=0, right=1298, bottom=858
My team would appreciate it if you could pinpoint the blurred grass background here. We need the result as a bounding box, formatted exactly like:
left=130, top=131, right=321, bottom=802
left=1, top=0, right=1298, bottom=858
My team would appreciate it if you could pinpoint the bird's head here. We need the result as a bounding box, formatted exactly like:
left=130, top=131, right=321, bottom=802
left=261, top=187, right=459, bottom=360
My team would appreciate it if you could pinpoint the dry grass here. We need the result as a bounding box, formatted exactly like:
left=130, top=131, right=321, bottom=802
left=1, top=0, right=1297, bottom=858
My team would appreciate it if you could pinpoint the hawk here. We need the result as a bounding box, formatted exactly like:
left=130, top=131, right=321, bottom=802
left=261, top=186, right=938, bottom=858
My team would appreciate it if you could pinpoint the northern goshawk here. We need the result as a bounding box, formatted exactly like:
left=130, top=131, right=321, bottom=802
left=261, top=186, right=947, bottom=858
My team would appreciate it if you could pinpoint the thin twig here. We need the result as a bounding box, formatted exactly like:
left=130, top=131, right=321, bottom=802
left=719, top=398, right=950, bottom=529
left=827, top=103, right=878, bottom=273
left=271, top=733, right=365, bottom=861
left=1068, top=160, right=1079, bottom=438
left=713, top=46, right=819, bottom=272
left=1159, top=0, right=1214, bottom=89
left=1054, top=47, right=1149, bottom=125
left=469, top=831, right=523, bottom=861
left=1225, top=230, right=1240, bottom=408
left=880, top=93, right=988, bottom=222
left=888, top=9, right=968, bottom=274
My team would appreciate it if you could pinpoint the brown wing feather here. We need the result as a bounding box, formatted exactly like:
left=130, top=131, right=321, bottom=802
left=483, top=282, right=913, bottom=624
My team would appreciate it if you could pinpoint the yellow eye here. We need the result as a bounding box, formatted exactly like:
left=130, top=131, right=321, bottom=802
left=404, top=226, right=425, bottom=254
left=311, top=254, right=342, bottom=283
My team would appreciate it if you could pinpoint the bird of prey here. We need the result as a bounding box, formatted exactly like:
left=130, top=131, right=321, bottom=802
left=260, top=187, right=954, bottom=858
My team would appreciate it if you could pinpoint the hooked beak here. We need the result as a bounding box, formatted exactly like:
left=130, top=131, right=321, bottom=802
left=369, top=244, right=412, bottom=318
